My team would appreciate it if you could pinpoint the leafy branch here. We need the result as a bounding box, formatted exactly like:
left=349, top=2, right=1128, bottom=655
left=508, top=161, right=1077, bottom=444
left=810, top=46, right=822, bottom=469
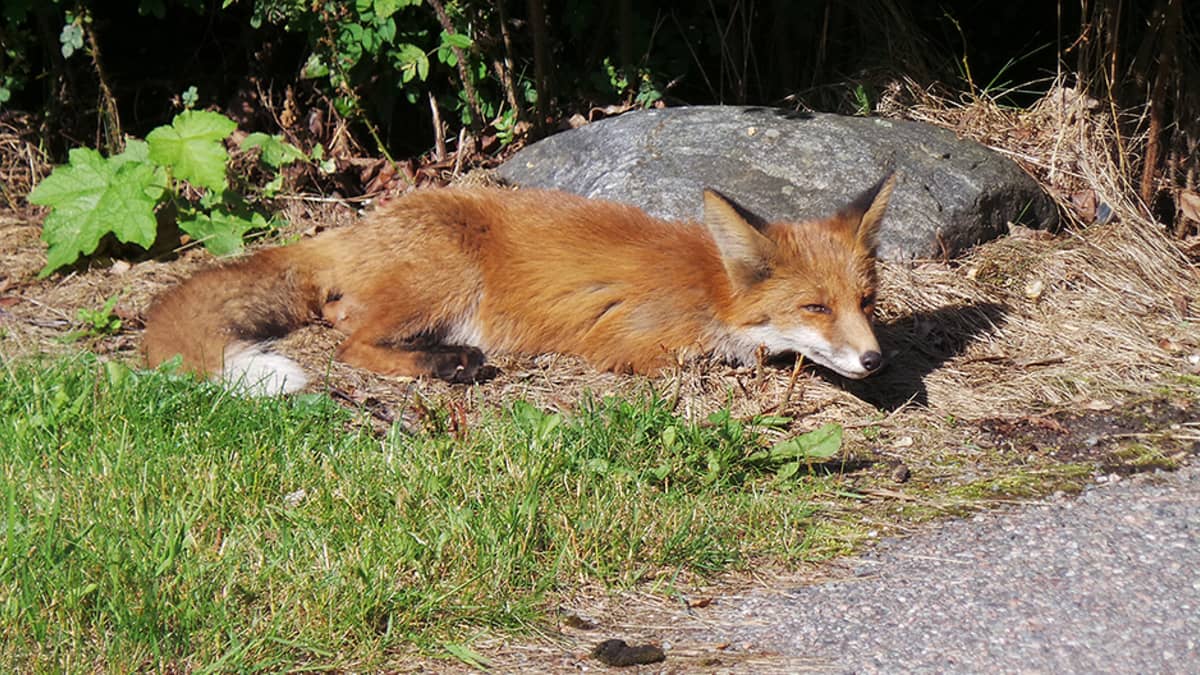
left=30, top=109, right=311, bottom=277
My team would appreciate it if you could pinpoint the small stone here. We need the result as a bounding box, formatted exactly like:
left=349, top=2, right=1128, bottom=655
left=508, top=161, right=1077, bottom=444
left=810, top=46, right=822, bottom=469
left=591, top=639, right=666, bottom=667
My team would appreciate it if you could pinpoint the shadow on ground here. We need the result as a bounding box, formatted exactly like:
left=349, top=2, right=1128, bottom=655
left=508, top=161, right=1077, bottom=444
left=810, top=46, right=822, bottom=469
left=838, top=301, right=1010, bottom=410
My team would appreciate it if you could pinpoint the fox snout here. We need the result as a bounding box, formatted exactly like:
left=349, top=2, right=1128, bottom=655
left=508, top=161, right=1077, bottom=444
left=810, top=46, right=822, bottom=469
left=817, top=337, right=884, bottom=380
left=797, top=311, right=885, bottom=380
left=859, top=349, right=884, bottom=374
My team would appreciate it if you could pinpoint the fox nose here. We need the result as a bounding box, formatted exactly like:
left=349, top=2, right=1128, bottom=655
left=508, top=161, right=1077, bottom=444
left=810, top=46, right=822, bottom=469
left=860, top=350, right=884, bottom=373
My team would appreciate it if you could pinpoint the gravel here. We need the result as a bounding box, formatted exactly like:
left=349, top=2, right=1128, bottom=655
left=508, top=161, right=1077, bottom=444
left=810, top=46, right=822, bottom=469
left=706, top=466, right=1200, bottom=673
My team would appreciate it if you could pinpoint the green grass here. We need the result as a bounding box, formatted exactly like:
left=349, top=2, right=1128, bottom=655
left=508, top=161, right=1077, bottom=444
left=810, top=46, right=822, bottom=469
left=0, top=354, right=850, bottom=671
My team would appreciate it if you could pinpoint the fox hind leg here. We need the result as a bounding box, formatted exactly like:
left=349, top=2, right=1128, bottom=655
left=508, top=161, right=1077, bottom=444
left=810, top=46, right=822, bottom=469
left=337, top=329, right=485, bottom=383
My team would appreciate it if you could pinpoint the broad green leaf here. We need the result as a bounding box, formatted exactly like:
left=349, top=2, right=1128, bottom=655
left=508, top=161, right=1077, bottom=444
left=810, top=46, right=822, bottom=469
left=373, top=0, right=401, bottom=18
left=441, top=32, right=472, bottom=49
left=375, top=16, right=396, bottom=44
left=178, top=209, right=263, bottom=257
left=301, top=53, right=329, bottom=79
left=661, top=425, right=678, bottom=449
left=360, top=26, right=385, bottom=53
left=436, top=32, right=466, bottom=67
left=104, top=360, right=134, bottom=388
left=240, top=132, right=307, bottom=169
left=261, top=173, right=285, bottom=197
left=776, top=461, right=800, bottom=481
left=31, top=146, right=165, bottom=277
left=393, top=43, right=429, bottom=83
left=535, top=412, right=563, bottom=445
left=766, top=423, right=843, bottom=461
left=444, top=643, right=491, bottom=669
left=337, top=23, right=365, bottom=65
left=114, top=138, right=152, bottom=166
left=146, top=110, right=237, bottom=192
left=753, top=414, right=792, bottom=429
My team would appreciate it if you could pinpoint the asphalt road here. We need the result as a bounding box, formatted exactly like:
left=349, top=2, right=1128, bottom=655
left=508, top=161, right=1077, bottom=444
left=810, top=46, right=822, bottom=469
left=703, top=465, right=1200, bottom=673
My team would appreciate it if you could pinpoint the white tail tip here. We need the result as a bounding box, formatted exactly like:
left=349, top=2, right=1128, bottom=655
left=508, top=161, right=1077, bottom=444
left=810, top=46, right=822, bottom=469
left=221, top=342, right=309, bottom=396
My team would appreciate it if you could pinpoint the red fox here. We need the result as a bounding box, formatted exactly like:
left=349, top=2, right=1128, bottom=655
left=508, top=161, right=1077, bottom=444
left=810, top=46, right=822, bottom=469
left=143, top=175, right=895, bottom=395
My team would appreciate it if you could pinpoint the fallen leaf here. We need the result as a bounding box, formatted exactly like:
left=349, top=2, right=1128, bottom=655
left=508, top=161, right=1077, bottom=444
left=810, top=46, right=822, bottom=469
left=1071, top=189, right=1097, bottom=223
left=1158, top=337, right=1182, bottom=352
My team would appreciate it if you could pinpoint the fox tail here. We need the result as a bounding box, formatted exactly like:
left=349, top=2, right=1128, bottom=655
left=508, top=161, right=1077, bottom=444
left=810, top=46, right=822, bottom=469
left=143, top=246, right=325, bottom=395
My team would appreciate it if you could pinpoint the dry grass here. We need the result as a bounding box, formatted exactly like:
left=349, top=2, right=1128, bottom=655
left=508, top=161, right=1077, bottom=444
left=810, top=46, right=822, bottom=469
left=2, top=87, right=1197, bottom=434
left=0, top=112, right=49, bottom=211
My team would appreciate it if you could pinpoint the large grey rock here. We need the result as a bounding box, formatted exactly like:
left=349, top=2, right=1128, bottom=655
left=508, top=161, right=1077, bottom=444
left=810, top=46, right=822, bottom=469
left=497, top=106, right=1057, bottom=260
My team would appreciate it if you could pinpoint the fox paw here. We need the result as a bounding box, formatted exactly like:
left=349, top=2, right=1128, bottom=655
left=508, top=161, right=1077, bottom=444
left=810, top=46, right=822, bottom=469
left=428, top=346, right=485, bottom=383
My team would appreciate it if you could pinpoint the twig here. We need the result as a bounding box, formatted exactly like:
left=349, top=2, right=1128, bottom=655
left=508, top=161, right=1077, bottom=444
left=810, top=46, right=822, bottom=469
left=1138, top=0, right=1180, bottom=205
left=841, top=392, right=921, bottom=430
left=428, top=91, right=446, bottom=161
left=452, top=127, right=467, bottom=178
left=270, top=193, right=371, bottom=205
left=15, top=295, right=74, bottom=321
left=82, top=11, right=122, bottom=154
left=493, top=0, right=523, bottom=119
left=780, top=355, right=805, bottom=410
left=426, top=0, right=485, bottom=133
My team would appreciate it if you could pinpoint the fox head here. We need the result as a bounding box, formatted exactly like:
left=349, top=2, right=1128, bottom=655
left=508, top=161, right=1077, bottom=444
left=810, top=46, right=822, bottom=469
left=703, top=173, right=896, bottom=379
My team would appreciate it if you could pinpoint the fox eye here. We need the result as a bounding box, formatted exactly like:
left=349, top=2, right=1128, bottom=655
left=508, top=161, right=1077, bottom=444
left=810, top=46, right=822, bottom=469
left=802, top=303, right=831, bottom=314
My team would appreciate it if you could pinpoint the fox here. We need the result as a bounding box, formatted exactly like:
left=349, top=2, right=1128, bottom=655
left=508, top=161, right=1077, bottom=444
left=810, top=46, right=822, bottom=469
left=143, top=173, right=896, bottom=395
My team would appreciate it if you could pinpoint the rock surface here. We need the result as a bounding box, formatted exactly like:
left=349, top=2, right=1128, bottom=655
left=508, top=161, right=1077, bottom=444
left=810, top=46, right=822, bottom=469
left=498, top=106, right=1057, bottom=260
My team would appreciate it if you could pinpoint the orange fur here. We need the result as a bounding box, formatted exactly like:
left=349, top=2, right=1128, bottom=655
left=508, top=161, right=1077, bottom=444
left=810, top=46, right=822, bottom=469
left=143, top=178, right=895, bottom=394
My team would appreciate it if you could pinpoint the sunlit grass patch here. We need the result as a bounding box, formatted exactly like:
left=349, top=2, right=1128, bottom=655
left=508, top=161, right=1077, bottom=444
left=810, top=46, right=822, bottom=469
left=0, top=354, right=850, bottom=670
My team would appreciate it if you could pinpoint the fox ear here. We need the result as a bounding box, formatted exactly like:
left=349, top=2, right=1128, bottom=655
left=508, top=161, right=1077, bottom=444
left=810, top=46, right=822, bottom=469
left=703, top=189, right=775, bottom=287
left=839, top=172, right=897, bottom=251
